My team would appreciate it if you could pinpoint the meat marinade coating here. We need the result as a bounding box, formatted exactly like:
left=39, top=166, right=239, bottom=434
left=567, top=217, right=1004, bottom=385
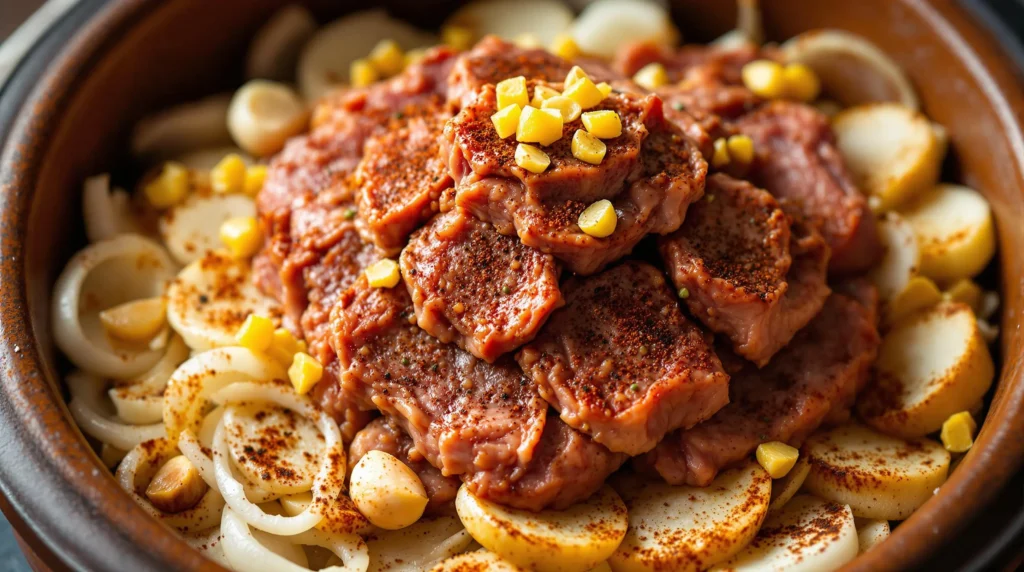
left=659, top=174, right=831, bottom=366
left=401, top=208, right=563, bottom=363
left=643, top=283, right=881, bottom=487
left=517, top=261, right=730, bottom=456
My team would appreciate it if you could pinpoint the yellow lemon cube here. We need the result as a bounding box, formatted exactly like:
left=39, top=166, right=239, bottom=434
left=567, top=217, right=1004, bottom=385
left=726, top=134, right=755, bottom=164
left=98, top=298, right=166, bottom=342
left=711, top=138, right=730, bottom=168
left=563, top=76, right=606, bottom=110
left=366, top=259, right=401, bottom=288
left=350, top=58, right=379, bottom=87
left=268, top=328, right=301, bottom=366
left=596, top=82, right=613, bottom=98
left=783, top=63, right=821, bottom=102
left=633, top=62, right=669, bottom=90
left=219, top=216, right=261, bottom=259
left=564, top=65, right=589, bottom=89
left=211, top=153, right=247, bottom=194
left=514, top=143, right=551, bottom=174
left=741, top=59, right=787, bottom=100
left=496, top=76, right=529, bottom=110
left=288, top=352, right=324, bottom=395
left=541, top=96, right=582, bottom=122
left=581, top=110, right=622, bottom=139
left=235, top=314, right=275, bottom=352
left=571, top=129, right=607, bottom=165
left=243, top=164, right=267, bottom=196
left=441, top=25, right=474, bottom=51
left=516, top=106, right=563, bottom=146
left=491, top=104, right=523, bottom=139
left=578, top=199, right=617, bottom=238
left=369, top=39, right=405, bottom=77
left=550, top=34, right=580, bottom=60
left=144, top=162, right=189, bottom=208
left=531, top=85, right=562, bottom=107
left=756, top=441, right=799, bottom=479
left=940, top=411, right=977, bottom=453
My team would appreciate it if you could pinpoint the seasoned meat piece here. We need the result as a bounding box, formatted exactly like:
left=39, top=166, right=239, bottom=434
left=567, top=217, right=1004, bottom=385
left=517, top=262, right=730, bottom=455
left=312, top=363, right=374, bottom=443
left=401, top=209, right=563, bottom=362
left=445, top=85, right=706, bottom=275
left=643, top=287, right=881, bottom=486
left=735, top=101, right=882, bottom=274
left=658, top=174, right=830, bottom=366
left=355, top=109, right=453, bottom=254
left=349, top=417, right=460, bottom=514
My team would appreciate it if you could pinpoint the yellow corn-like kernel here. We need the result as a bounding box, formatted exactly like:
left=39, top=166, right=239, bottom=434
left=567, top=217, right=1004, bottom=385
left=531, top=85, right=562, bottom=107
left=563, top=76, right=606, bottom=110
left=944, top=279, right=983, bottom=313
left=596, top=82, right=613, bottom=98
left=550, top=34, right=580, bottom=60
left=235, top=314, right=275, bottom=352
left=368, top=39, right=405, bottom=77
left=516, top=106, right=563, bottom=146
left=741, top=59, right=787, bottom=99
left=243, top=165, right=268, bottom=196
left=564, top=65, right=589, bottom=90
left=578, top=199, right=617, bottom=238
left=441, top=25, right=474, bottom=51
left=711, top=138, right=730, bottom=168
left=571, top=129, right=607, bottom=165
left=514, top=143, right=551, bottom=174
left=491, top=104, right=523, bottom=139
left=581, top=110, right=622, bottom=139
left=513, top=33, right=541, bottom=49
left=783, top=63, right=821, bottom=102
left=633, top=62, right=669, bottom=90
left=541, top=96, right=582, bottom=122
left=268, top=328, right=301, bottom=365
left=211, top=154, right=247, bottom=194
left=756, top=441, right=799, bottom=479
left=288, top=352, right=324, bottom=395
left=144, top=162, right=190, bottom=208
left=941, top=411, right=977, bottom=453
left=366, top=259, right=401, bottom=288
left=219, top=216, right=261, bottom=259
left=99, top=298, right=166, bottom=342
left=496, top=76, right=529, bottom=110
left=726, top=134, right=754, bottom=164
left=350, top=58, right=379, bottom=88
left=404, top=48, right=428, bottom=68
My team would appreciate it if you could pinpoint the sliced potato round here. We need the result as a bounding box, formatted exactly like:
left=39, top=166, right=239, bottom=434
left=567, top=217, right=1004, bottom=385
left=456, top=484, right=627, bottom=572
left=228, top=80, right=309, bottom=157
left=444, top=0, right=574, bottom=47
left=900, top=184, right=996, bottom=284
left=570, top=0, right=680, bottom=59
left=803, top=424, right=950, bottom=520
left=246, top=5, right=318, bottom=81
left=280, top=491, right=373, bottom=536
left=166, top=251, right=281, bottom=351
left=884, top=275, right=942, bottom=327
left=833, top=104, right=945, bottom=212
left=131, top=94, right=233, bottom=161
left=431, top=550, right=523, bottom=571
left=712, top=495, right=857, bottom=572
left=159, top=191, right=256, bottom=265
left=858, top=302, right=994, bottom=438
left=610, top=462, right=772, bottom=572
left=368, top=515, right=475, bottom=572
left=767, top=455, right=810, bottom=514
left=868, top=212, right=920, bottom=301
left=854, top=518, right=890, bottom=554
left=224, top=402, right=324, bottom=495
left=780, top=30, right=918, bottom=110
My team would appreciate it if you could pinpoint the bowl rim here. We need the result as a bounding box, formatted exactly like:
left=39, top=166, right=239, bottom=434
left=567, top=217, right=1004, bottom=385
left=0, top=1, right=1022, bottom=571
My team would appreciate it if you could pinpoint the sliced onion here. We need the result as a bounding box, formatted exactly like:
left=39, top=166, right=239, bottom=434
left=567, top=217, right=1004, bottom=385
left=247, top=5, right=318, bottom=81
left=221, top=509, right=369, bottom=572
left=109, top=335, right=190, bottom=424
left=131, top=94, right=234, bottom=161
left=66, top=371, right=166, bottom=450
left=83, top=174, right=140, bottom=243
left=183, top=526, right=232, bottom=568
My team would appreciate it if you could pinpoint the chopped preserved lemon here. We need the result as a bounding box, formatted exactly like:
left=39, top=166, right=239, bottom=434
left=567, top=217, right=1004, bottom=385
left=581, top=110, right=622, bottom=139
left=564, top=76, right=606, bottom=110
left=513, top=33, right=541, bottom=49
left=940, top=411, right=977, bottom=453
left=516, top=106, right=563, bottom=146
left=550, top=34, right=580, bottom=60
left=368, top=39, right=405, bottom=77
left=564, top=65, right=589, bottom=90
left=219, top=216, right=261, bottom=259
left=288, top=352, right=324, bottom=395
left=578, top=199, right=617, bottom=238
left=268, top=328, right=302, bottom=366
left=531, top=85, right=562, bottom=107
left=571, top=129, right=607, bottom=165
left=542, top=96, right=582, bottom=122
left=243, top=164, right=267, bottom=196
left=514, top=143, right=551, bottom=174
left=756, top=441, right=799, bottom=479
left=944, top=279, right=983, bottom=313
left=491, top=104, right=523, bottom=139
left=782, top=63, right=821, bottom=102
left=596, top=82, right=613, bottom=98
left=497, top=76, right=529, bottom=110
left=99, top=297, right=166, bottom=342
left=144, top=162, right=189, bottom=208
left=711, top=138, right=731, bottom=168
left=211, top=153, right=247, bottom=194
left=726, top=134, right=755, bottom=164
left=741, top=60, right=787, bottom=99
left=366, top=259, right=401, bottom=288
left=633, top=62, right=668, bottom=90
left=350, top=58, right=379, bottom=87
left=441, top=25, right=474, bottom=51
left=235, top=314, right=275, bottom=352
left=404, top=48, right=428, bottom=68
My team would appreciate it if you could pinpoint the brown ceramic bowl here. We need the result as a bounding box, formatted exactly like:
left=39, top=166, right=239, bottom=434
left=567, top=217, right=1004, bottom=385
left=0, top=0, right=1021, bottom=570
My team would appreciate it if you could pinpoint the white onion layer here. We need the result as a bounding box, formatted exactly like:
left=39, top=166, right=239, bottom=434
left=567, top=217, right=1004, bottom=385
left=222, top=509, right=369, bottom=572
left=82, top=174, right=140, bottom=243
left=109, top=335, right=190, bottom=424
left=66, top=371, right=166, bottom=450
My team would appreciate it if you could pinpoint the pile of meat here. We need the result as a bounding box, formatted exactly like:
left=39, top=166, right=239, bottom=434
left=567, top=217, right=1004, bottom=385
left=255, top=36, right=882, bottom=513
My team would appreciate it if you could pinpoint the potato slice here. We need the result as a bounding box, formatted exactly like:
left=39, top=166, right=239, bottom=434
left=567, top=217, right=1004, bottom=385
left=611, top=462, right=772, bottom=572
left=456, top=484, right=627, bottom=572
left=368, top=515, right=475, bottom=572
left=711, top=495, right=858, bottom=572
left=833, top=104, right=945, bottom=212
left=224, top=402, right=325, bottom=495
left=570, top=0, right=680, bottom=59
left=159, top=191, right=256, bottom=265
left=131, top=94, right=233, bottom=161
left=767, top=456, right=810, bottom=513
left=444, top=0, right=574, bottom=47
left=780, top=30, right=918, bottom=110
left=803, top=424, right=949, bottom=520
left=858, top=302, right=994, bottom=438
left=431, top=550, right=523, bottom=571
left=900, top=184, right=996, bottom=284
left=854, top=518, right=890, bottom=554
left=868, top=212, right=920, bottom=301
